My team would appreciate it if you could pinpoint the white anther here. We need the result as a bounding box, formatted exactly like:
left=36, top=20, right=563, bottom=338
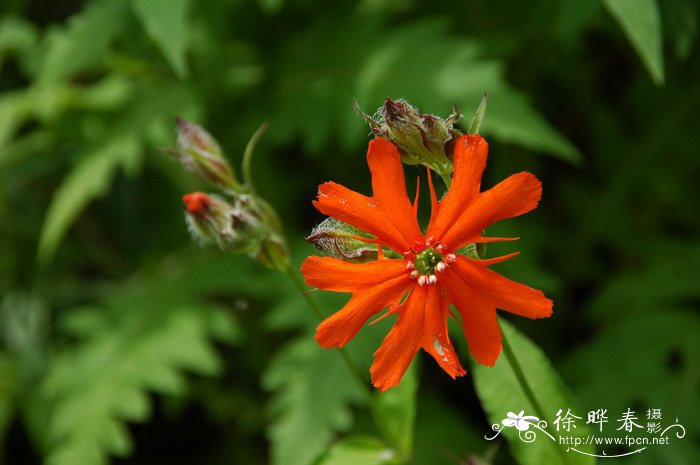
left=405, top=261, right=415, bottom=269
left=426, top=236, right=436, bottom=246
left=435, top=261, right=447, bottom=272
left=436, top=244, right=447, bottom=253
left=427, top=274, right=438, bottom=284
left=417, top=275, right=427, bottom=286
left=445, top=253, right=457, bottom=263
left=410, top=270, right=419, bottom=279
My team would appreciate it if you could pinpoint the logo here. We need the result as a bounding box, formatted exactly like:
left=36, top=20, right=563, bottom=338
left=485, top=408, right=686, bottom=458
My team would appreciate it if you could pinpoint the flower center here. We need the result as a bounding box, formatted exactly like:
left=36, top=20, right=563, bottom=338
left=407, top=247, right=456, bottom=286
left=414, top=248, right=443, bottom=275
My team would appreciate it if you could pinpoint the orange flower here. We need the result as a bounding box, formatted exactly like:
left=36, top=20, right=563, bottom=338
left=301, top=135, right=553, bottom=391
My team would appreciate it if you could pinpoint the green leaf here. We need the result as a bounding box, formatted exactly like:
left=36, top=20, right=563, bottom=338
left=37, top=0, right=130, bottom=84
left=26, top=255, right=244, bottom=465
left=37, top=135, right=141, bottom=264
left=473, top=320, right=595, bottom=465
left=315, top=436, right=396, bottom=465
left=263, top=337, right=364, bottom=465
left=602, top=0, right=665, bottom=85
left=484, top=90, right=582, bottom=165
left=355, top=20, right=581, bottom=164
left=130, top=0, right=190, bottom=79
left=371, top=363, right=417, bottom=457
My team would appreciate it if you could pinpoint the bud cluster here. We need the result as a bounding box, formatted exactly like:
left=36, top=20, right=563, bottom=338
left=168, top=117, right=289, bottom=271
left=355, top=98, right=462, bottom=179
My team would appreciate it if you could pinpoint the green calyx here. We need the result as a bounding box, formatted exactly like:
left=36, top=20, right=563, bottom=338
left=414, top=248, right=443, bottom=275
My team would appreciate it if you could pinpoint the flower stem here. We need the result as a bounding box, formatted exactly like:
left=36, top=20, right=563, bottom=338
left=285, top=268, right=403, bottom=458
left=498, top=319, right=570, bottom=463
left=241, top=122, right=269, bottom=191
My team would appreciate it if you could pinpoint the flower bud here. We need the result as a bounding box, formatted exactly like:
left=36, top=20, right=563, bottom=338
left=306, top=218, right=398, bottom=263
left=171, top=117, right=240, bottom=190
left=355, top=98, right=461, bottom=178
left=256, top=233, right=290, bottom=272
left=183, top=192, right=266, bottom=253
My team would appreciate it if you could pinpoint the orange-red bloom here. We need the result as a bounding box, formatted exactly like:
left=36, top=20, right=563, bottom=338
left=301, top=135, right=553, bottom=391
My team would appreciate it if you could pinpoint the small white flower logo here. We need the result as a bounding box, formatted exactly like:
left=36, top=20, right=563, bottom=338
left=502, top=410, right=540, bottom=431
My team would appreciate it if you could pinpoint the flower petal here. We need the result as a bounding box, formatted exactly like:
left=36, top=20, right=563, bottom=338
left=302, top=256, right=407, bottom=292
left=441, top=171, right=542, bottom=251
left=313, top=182, right=409, bottom=253
left=314, top=274, right=411, bottom=348
left=370, top=284, right=466, bottom=391
left=368, top=138, right=422, bottom=248
left=312, top=139, right=423, bottom=254
left=451, top=256, right=553, bottom=319
left=370, top=283, right=424, bottom=391
left=427, top=134, right=488, bottom=240
left=422, top=286, right=466, bottom=379
left=441, top=267, right=502, bottom=366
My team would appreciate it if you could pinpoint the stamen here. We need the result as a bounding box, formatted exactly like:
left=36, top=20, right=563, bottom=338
left=435, top=261, right=447, bottom=272
left=445, top=253, right=457, bottom=263
left=417, top=275, right=427, bottom=286
left=410, top=270, right=419, bottom=279
left=428, top=274, right=437, bottom=284
left=405, top=261, right=415, bottom=269
left=436, top=243, right=447, bottom=253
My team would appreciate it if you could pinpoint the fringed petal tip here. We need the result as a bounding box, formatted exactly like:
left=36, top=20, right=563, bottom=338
left=473, top=343, right=502, bottom=367
left=369, top=362, right=405, bottom=392
left=370, top=349, right=468, bottom=391
left=531, top=297, right=554, bottom=319
left=313, top=326, right=344, bottom=349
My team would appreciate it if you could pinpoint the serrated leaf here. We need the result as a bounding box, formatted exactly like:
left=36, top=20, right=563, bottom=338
left=37, top=0, right=130, bottom=84
left=37, top=135, right=141, bottom=264
left=602, top=0, right=664, bottom=85
left=473, top=319, right=594, bottom=465
left=315, top=436, right=395, bottom=465
left=131, top=0, right=190, bottom=79
left=263, top=337, right=364, bottom=465
left=34, top=306, right=226, bottom=465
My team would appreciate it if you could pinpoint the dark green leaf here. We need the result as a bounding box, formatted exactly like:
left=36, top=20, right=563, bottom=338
left=37, top=135, right=141, bottom=264
left=263, top=337, right=364, bottom=465
left=602, top=0, right=664, bottom=84
left=130, top=0, right=190, bottom=79
left=473, top=320, right=595, bottom=465
left=37, top=0, right=130, bottom=84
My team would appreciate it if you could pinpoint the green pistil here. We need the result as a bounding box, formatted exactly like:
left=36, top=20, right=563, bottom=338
left=414, top=248, right=443, bottom=275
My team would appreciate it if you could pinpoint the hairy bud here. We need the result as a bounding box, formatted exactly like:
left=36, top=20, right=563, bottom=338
left=354, top=98, right=461, bottom=178
left=306, top=218, right=398, bottom=263
left=170, top=117, right=240, bottom=190
left=183, top=192, right=266, bottom=253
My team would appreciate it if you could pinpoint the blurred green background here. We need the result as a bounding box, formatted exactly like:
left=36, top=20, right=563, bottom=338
left=0, top=0, right=698, bottom=464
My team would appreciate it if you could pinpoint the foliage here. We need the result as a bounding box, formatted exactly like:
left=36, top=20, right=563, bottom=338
left=0, top=0, right=699, bottom=465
